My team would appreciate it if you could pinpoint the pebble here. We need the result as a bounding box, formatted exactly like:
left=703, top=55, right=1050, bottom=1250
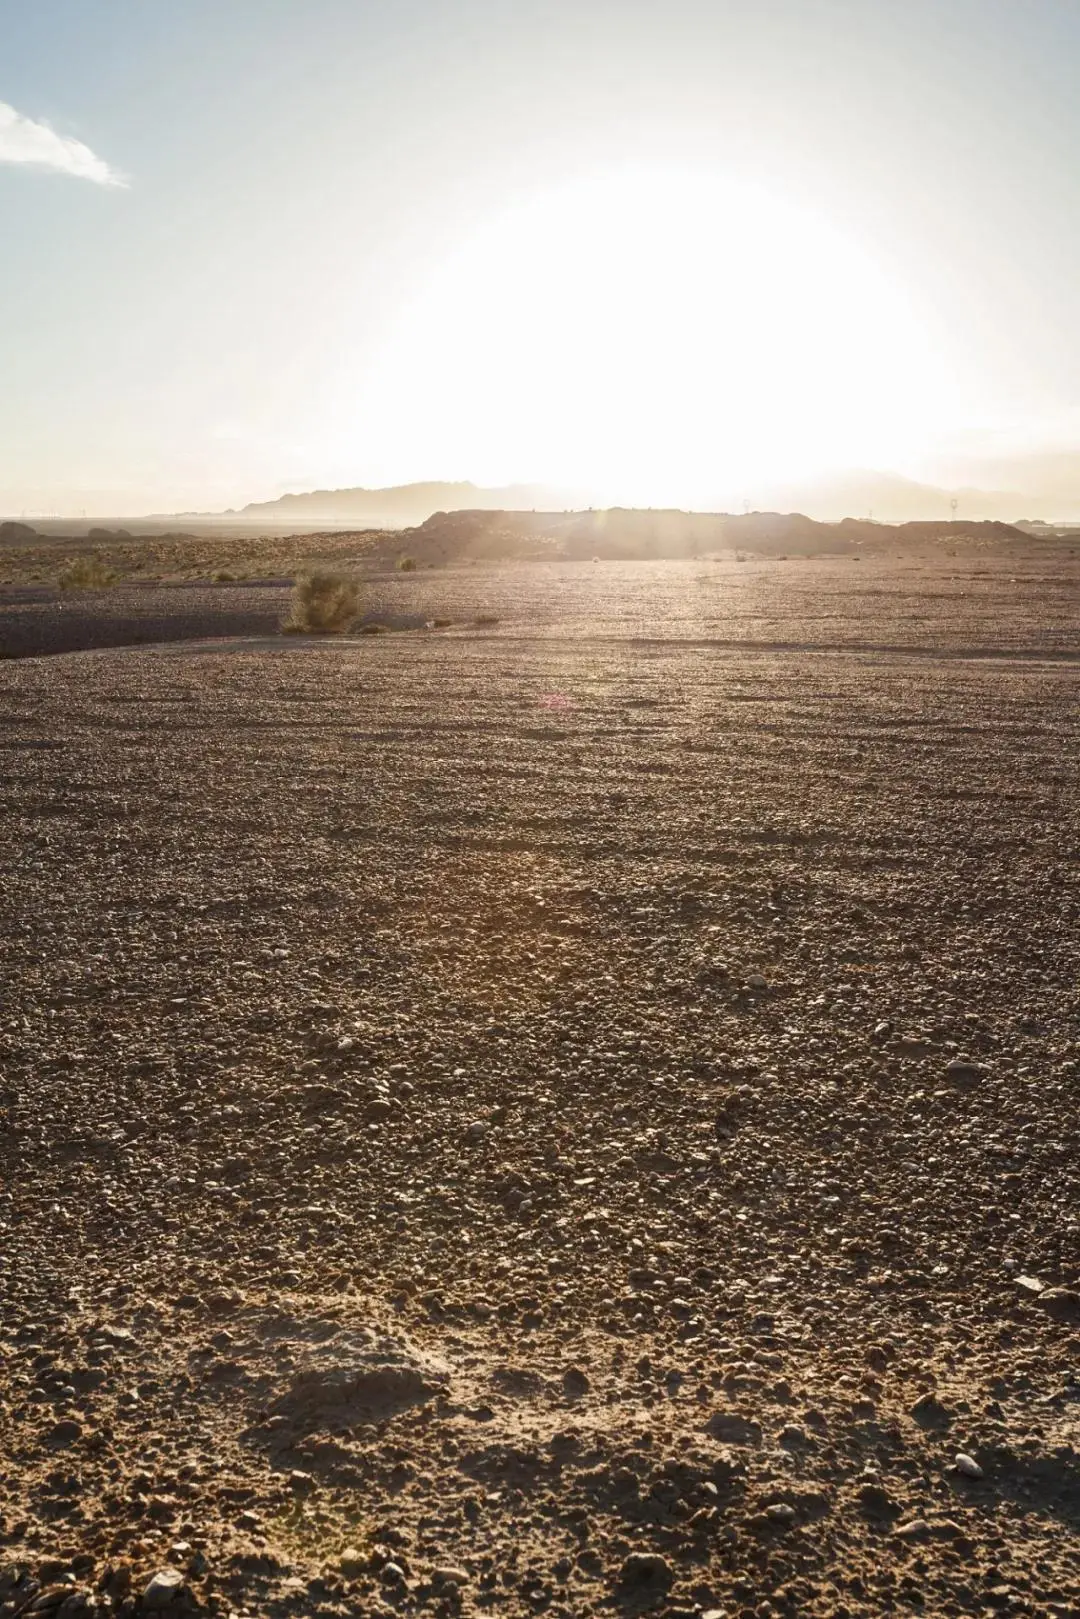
left=707, top=1410, right=762, bottom=1445
left=432, top=1566, right=469, bottom=1587
left=562, top=1365, right=590, bottom=1397
left=142, top=1570, right=185, bottom=1609
left=1039, top=1287, right=1080, bottom=1323
left=954, top=1453, right=984, bottom=1478
left=895, top=1518, right=932, bottom=1540
left=765, top=1502, right=797, bottom=1523
left=619, top=1552, right=672, bottom=1587
left=340, top=1548, right=366, bottom=1577
left=746, top=973, right=768, bottom=991
left=47, top=1420, right=82, bottom=1446
left=857, top=1482, right=894, bottom=1515
left=945, top=1058, right=984, bottom=1085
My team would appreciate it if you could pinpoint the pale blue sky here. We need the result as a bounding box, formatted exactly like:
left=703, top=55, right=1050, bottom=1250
left=3, top=0, right=1080, bottom=514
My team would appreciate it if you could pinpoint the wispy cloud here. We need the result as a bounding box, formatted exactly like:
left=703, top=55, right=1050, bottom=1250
left=0, top=100, right=126, bottom=186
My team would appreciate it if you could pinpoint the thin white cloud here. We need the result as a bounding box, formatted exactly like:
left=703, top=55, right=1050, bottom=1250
left=0, top=100, right=126, bottom=187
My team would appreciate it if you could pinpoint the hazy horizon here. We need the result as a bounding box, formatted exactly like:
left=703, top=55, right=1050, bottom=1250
left=5, top=1, right=1080, bottom=517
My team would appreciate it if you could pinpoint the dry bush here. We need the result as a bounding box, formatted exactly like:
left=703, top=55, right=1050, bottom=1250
left=58, top=555, right=116, bottom=590
left=283, top=572, right=360, bottom=634
left=397, top=554, right=417, bottom=571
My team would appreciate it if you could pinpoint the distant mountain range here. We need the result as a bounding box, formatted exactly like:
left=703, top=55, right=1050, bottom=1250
left=228, top=469, right=1071, bottom=526
left=233, top=481, right=586, bottom=526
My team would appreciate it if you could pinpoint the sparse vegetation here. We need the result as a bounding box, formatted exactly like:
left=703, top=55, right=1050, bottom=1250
left=474, top=612, right=500, bottom=625
left=397, top=554, right=417, bottom=571
left=282, top=571, right=360, bottom=634
left=57, top=555, right=116, bottom=590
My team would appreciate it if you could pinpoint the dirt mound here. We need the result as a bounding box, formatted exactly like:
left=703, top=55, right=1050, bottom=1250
left=270, top=1333, right=449, bottom=1429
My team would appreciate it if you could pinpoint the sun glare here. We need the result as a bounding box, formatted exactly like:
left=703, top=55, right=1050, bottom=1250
left=355, top=168, right=953, bottom=505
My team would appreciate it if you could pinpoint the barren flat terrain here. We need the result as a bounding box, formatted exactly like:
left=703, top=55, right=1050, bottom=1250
left=2, top=552, right=1080, bottom=660
left=1, top=556, right=1078, bottom=1619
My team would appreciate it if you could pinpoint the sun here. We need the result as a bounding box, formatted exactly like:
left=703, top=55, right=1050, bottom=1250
left=353, top=167, right=953, bottom=504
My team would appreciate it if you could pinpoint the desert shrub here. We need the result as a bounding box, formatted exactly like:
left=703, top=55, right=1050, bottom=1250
left=474, top=613, right=500, bottom=626
left=431, top=616, right=453, bottom=627
left=397, top=555, right=417, bottom=572
left=358, top=622, right=388, bottom=635
left=58, top=555, right=115, bottom=590
left=283, top=572, right=360, bottom=634
left=211, top=568, right=235, bottom=583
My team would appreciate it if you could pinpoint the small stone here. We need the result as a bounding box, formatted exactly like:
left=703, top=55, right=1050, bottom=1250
left=857, top=1482, right=894, bottom=1516
left=56, top=1595, right=92, bottom=1619
left=464, top=1120, right=489, bottom=1143
left=98, top=1325, right=134, bottom=1345
left=618, top=1552, right=672, bottom=1590
left=944, top=1058, right=984, bottom=1085
left=47, top=1420, right=82, bottom=1447
left=562, top=1365, right=590, bottom=1398
left=746, top=973, right=768, bottom=991
left=954, top=1453, right=984, bottom=1479
left=432, top=1567, right=469, bottom=1587
left=895, top=1518, right=932, bottom=1540
left=142, top=1569, right=185, bottom=1609
left=765, top=1502, right=797, bottom=1523
left=25, top=1586, right=70, bottom=1614
left=340, top=1548, right=365, bottom=1578
left=707, top=1411, right=762, bottom=1446
left=102, top=1566, right=132, bottom=1598
left=911, top=1392, right=952, bottom=1429
left=1039, top=1287, right=1080, bottom=1324
left=893, top=1035, right=932, bottom=1058
left=382, top=1561, right=406, bottom=1583
left=1015, top=1274, right=1045, bottom=1295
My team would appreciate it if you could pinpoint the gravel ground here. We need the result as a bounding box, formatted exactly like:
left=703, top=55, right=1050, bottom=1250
left=0, top=558, right=1078, bottom=1619
left=4, top=553, right=1080, bottom=661
left=0, top=583, right=290, bottom=660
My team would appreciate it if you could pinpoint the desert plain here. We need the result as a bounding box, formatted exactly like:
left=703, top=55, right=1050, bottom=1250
left=0, top=546, right=1078, bottom=1619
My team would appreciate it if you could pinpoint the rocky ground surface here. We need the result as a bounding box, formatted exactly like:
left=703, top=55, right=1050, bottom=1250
left=0, top=584, right=290, bottom=661
left=3, top=552, right=1080, bottom=661
left=0, top=557, right=1078, bottom=1618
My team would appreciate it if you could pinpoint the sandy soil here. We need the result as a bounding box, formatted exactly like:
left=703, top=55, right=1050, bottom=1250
left=0, top=557, right=1077, bottom=1618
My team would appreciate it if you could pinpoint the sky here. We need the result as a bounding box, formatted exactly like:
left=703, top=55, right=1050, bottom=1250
left=3, top=0, right=1080, bottom=517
